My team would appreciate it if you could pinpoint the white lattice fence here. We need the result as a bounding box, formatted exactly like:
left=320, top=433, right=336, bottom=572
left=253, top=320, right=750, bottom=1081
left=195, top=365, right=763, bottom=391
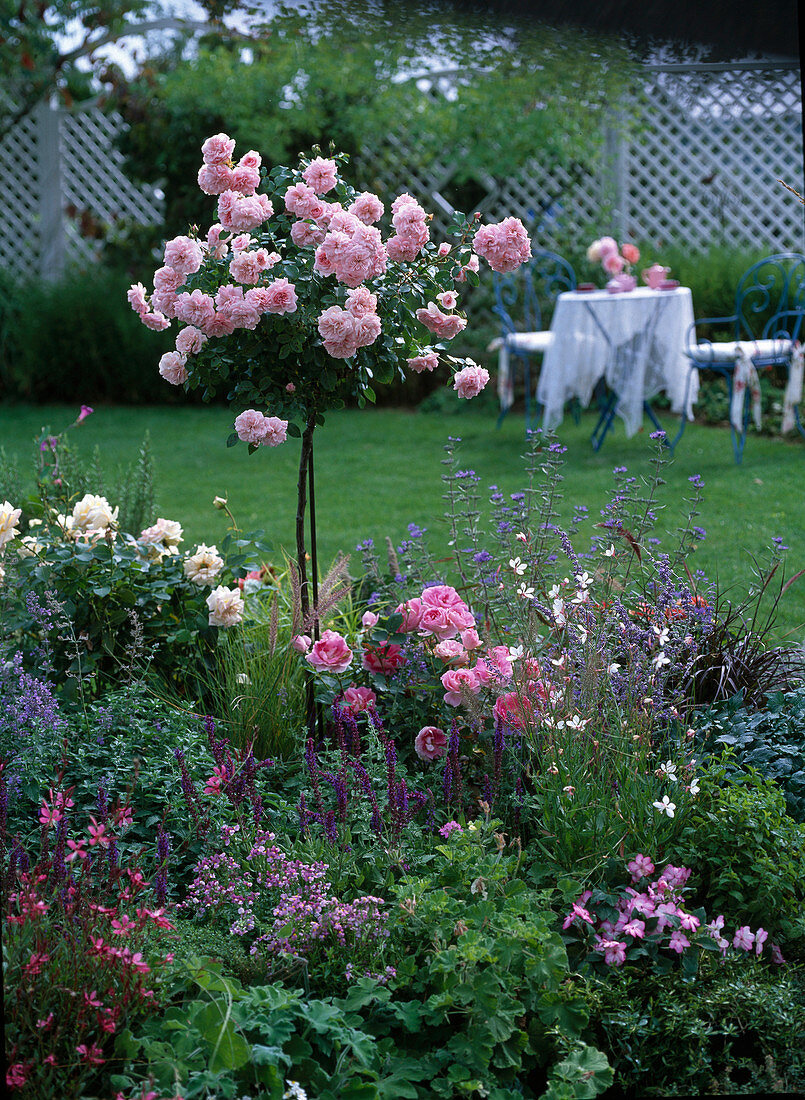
left=0, top=101, right=163, bottom=279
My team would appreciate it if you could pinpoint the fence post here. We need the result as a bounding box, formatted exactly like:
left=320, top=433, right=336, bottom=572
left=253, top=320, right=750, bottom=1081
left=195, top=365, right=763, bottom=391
left=36, top=99, right=66, bottom=281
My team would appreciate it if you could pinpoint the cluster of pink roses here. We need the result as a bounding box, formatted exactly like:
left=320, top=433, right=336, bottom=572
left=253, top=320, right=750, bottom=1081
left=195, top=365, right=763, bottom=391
left=587, top=236, right=641, bottom=276
left=317, top=287, right=382, bottom=359
left=233, top=409, right=289, bottom=447
left=471, top=216, right=532, bottom=274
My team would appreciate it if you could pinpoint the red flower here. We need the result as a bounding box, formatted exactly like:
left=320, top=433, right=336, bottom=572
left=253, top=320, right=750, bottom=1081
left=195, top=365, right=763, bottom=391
left=362, top=643, right=405, bottom=675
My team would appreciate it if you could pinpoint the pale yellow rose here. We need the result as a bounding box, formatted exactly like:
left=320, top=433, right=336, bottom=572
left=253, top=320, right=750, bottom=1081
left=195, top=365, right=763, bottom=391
left=184, top=544, right=225, bottom=585
left=0, top=501, right=21, bottom=550
left=206, top=584, right=244, bottom=627
left=71, top=493, right=119, bottom=533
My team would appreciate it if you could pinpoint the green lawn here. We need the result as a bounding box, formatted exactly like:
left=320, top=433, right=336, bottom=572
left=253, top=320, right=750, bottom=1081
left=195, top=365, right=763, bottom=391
left=3, top=401, right=804, bottom=642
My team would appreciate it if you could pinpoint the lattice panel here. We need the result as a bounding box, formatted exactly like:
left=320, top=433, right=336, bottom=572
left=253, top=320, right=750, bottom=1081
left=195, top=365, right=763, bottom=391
left=0, top=110, right=44, bottom=271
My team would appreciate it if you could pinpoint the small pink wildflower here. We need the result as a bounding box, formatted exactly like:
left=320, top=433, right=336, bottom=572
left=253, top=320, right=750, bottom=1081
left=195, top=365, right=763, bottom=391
left=733, top=925, right=755, bottom=951
left=668, top=929, right=690, bottom=954
left=626, top=853, right=655, bottom=881
left=439, top=821, right=463, bottom=839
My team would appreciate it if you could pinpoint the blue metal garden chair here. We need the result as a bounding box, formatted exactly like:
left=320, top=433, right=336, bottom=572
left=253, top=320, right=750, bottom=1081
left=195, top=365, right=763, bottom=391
left=491, top=249, right=576, bottom=430
left=669, top=253, right=805, bottom=463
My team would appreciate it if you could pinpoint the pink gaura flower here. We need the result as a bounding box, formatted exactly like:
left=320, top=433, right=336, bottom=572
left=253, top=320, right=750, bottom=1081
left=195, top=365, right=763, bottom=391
left=415, top=725, right=448, bottom=761
left=76, top=1043, right=105, bottom=1065
left=87, top=816, right=110, bottom=848
left=306, top=629, right=353, bottom=674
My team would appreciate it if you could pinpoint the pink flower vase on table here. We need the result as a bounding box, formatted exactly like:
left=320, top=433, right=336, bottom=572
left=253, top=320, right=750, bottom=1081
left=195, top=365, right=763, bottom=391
left=587, top=237, right=640, bottom=291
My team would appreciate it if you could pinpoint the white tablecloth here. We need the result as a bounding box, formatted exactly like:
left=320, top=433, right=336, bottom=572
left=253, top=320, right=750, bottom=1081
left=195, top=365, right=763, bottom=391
left=535, top=286, right=698, bottom=438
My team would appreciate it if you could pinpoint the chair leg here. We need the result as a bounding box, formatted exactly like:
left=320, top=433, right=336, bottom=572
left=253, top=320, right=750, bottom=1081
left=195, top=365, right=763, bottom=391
left=591, top=391, right=619, bottom=451
left=726, top=373, right=747, bottom=464
left=668, top=367, right=696, bottom=454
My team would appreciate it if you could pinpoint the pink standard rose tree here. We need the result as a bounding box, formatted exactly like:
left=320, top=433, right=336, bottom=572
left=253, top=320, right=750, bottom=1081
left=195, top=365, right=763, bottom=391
left=129, top=133, right=530, bottom=616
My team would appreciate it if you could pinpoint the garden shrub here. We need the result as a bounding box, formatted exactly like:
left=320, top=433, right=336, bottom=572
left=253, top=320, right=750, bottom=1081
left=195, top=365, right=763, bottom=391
left=694, top=686, right=805, bottom=821
left=672, top=755, right=805, bottom=960
left=584, top=959, right=805, bottom=1098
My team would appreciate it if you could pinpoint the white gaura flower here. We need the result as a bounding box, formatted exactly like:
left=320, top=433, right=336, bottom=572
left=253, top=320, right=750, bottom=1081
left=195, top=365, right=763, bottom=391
left=575, top=571, right=593, bottom=589
left=509, top=556, right=527, bottom=575
left=652, top=651, right=671, bottom=670
left=517, top=582, right=535, bottom=599
left=652, top=795, right=676, bottom=818
left=653, top=625, right=670, bottom=647
left=548, top=584, right=562, bottom=600
left=658, top=760, right=678, bottom=782
left=604, top=545, right=616, bottom=557
left=508, top=645, right=524, bottom=660
left=552, top=598, right=567, bottom=626
left=607, top=662, right=622, bottom=674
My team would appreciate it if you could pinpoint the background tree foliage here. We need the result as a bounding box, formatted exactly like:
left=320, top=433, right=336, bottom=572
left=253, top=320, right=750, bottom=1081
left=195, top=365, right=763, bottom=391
left=110, top=0, right=635, bottom=256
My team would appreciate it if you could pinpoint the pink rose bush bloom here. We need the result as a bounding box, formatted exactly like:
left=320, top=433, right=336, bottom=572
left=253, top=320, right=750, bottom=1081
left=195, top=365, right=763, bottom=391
left=362, top=644, right=405, bottom=676
left=472, top=216, right=531, bottom=273
left=414, top=726, right=448, bottom=761
left=291, top=634, right=312, bottom=653
left=202, top=133, right=236, bottom=165
left=348, top=192, right=384, bottom=224
left=415, top=302, right=467, bottom=340
left=440, top=667, right=482, bottom=707
left=407, top=352, right=439, bottom=374
left=306, top=629, right=353, bottom=673
left=164, top=236, right=204, bottom=275
left=218, top=190, right=274, bottom=232
left=341, top=685, right=377, bottom=713
left=198, top=163, right=234, bottom=195
left=262, top=278, right=298, bottom=314
left=234, top=410, right=289, bottom=446
left=302, top=156, right=339, bottom=194
left=158, top=352, right=188, bottom=386
left=175, top=325, right=207, bottom=357
left=453, top=364, right=490, bottom=399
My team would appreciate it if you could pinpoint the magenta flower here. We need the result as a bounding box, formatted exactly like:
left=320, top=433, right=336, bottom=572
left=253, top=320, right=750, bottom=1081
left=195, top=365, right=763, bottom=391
left=626, top=854, right=655, bottom=882
left=439, top=821, right=463, bottom=839
left=622, top=918, right=646, bottom=939
left=754, top=927, right=769, bottom=955
left=77, top=404, right=94, bottom=423
left=733, top=925, right=755, bottom=951
left=668, top=929, right=690, bottom=954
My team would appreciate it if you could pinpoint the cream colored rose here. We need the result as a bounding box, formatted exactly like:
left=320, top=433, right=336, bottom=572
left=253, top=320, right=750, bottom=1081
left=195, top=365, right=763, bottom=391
left=71, top=493, right=119, bottom=533
left=17, top=534, right=45, bottom=558
left=184, top=544, right=225, bottom=585
left=140, top=518, right=184, bottom=554
left=0, top=562, right=4, bottom=585
left=206, top=584, right=244, bottom=627
left=0, top=501, right=21, bottom=550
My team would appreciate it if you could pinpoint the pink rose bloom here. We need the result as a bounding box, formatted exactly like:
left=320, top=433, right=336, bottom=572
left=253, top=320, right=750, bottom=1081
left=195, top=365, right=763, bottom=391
left=441, top=666, right=481, bottom=707
left=153, top=265, right=185, bottom=293
left=486, top=645, right=513, bottom=680
left=353, top=312, right=382, bottom=348
left=437, top=290, right=458, bottom=310
left=238, top=150, right=261, bottom=170
left=362, top=643, right=404, bottom=675
left=158, top=352, right=188, bottom=386
left=387, top=234, right=422, bottom=263
left=306, top=629, right=353, bottom=673
left=150, top=289, right=178, bottom=318
left=493, top=691, right=533, bottom=730
left=164, top=235, right=204, bottom=275
left=453, top=364, right=490, bottom=399
left=291, top=634, right=312, bottom=653
left=438, top=242, right=452, bottom=256
left=140, top=311, right=170, bottom=331
left=419, top=605, right=460, bottom=641
left=313, top=239, right=339, bottom=277
left=432, top=639, right=468, bottom=664
left=174, top=289, right=216, bottom=328
left=415, top=726, right=448, bottom=761
left=361, top=610, right=379, bottom=629
left=621, top=242, right=640, bottom=264
left=198, top=163, right=234, bottom=195
left=206, top=223, right=228, bottom=259
left=218, top=191, right=273, bottom=232
left=460, top=628, right=481, bottom=650
left=415, top=302, right=467, bottom=339
left=328, top=210, right=361, bottom=235
left=201, top=132, right=236, bottom=165
left=391, top=192, right=417, bottom=214
left=392, top=200, right=427, bottom=235
left=230, top=233, right=251, bottom=253
left=598, top=236, right=618, bottom=256
left=261, top=416, right=288, bottom=447
left=348, top=192, right=384, bottom=224
left=472, top=217, right=531, bottom=273
left=345, top=287, right=378, bottom=317
left=603, top=251, right=625, bottom=275
left=302, top=156, right=338, bottom=194
left=234, top=409, right=269, bottom=443
left=407, top=352, right=439, bottom=374
left=396, top=597, right=424, bottom=631
left=231, top=164, right=261, bottom=195
left=290, top=220, right=326, bottom=247
left=127, top=282, right=149, bottom=315
left=455, top=254, right=480, bottom=283
left=317, top=305, right=358, bottom=359
left=284, top=181, right=318, bottom=216
left=220, top=292, right=261, bottom=331
left=262, top=278, right=298, bottom=314
left=205, top=312, right=237, bottom=337
left=421, top=584, right=466, bottom=610
left=342, top=685, right=377, bottom=713
left=229, top=251, right=265, bottom=284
